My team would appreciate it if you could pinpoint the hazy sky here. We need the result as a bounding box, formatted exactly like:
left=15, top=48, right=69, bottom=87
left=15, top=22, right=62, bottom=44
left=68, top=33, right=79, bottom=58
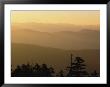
left=11, top=11, right=100, bottom=26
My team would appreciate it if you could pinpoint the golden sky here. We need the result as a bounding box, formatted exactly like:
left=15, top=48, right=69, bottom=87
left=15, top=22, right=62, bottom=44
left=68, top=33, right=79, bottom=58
left=11, top=11, right=100, bottom=26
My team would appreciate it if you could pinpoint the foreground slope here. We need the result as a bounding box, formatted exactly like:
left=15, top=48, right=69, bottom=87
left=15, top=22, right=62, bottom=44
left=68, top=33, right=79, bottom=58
left=12, top=43, right=100, bottom=73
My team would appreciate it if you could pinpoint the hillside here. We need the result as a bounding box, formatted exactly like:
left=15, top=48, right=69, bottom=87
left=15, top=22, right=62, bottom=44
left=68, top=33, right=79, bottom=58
left=11, top=43, right=100, bottom=73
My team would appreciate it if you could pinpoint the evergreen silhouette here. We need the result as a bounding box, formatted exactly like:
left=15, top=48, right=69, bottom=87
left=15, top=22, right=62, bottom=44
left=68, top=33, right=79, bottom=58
left=59, top=70, right=64, bottom=77
left=91, top=70, right=99, bottom=77
left=56, top=70, right=64, bottom=77
left=67, top=54, right=89, bottom=77
left=11, top=63, right=54, bottom=77
left=11, top=54, right=99, bottom=77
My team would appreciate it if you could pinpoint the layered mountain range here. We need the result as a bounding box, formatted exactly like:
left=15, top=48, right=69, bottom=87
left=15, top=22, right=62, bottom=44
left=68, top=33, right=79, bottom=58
left=11, top=23, right=100, bottom=73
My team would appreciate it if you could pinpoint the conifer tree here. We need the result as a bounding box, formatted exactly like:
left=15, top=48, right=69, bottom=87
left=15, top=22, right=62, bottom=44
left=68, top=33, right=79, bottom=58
left=67, top=54, right=88, bottom=77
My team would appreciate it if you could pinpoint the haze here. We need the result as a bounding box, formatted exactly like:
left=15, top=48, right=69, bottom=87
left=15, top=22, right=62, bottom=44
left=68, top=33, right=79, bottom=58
left=11, top=11, right=100, bottom=75
left=11, top=11, right=100, bottom=31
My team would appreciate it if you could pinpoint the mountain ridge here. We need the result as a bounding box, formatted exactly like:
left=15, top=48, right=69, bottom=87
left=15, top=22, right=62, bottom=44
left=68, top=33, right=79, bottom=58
left=12, top=29, right=100, bottom=50
left=11, top=43, right=100, bottom=73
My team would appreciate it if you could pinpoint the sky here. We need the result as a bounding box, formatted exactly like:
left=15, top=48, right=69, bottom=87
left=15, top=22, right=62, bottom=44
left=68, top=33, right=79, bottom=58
left=11, top=10, right=100, bottom=26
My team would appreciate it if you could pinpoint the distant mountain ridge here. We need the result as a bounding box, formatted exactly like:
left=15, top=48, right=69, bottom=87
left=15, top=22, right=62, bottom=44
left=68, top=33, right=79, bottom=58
left=12, top=28, right=100, bottom=50
left=12, top=23, right=100, bottom=32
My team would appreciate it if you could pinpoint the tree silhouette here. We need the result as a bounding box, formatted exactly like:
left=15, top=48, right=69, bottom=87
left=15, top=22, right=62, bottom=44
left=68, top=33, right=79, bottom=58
left=91, top=70, right=99, bottom=77
left=67, top=54, right=89, bottom=77
left=56, top=70, right=64, bottom=77
left=33, top=63, right=41, bottom=76
left=11, top=55, right=99, bottom=77
left=40, top=64, right=54, bottom=76
left=59, top=70, right=64, bottom=77
left=11, top=63, right=54, bottom=77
